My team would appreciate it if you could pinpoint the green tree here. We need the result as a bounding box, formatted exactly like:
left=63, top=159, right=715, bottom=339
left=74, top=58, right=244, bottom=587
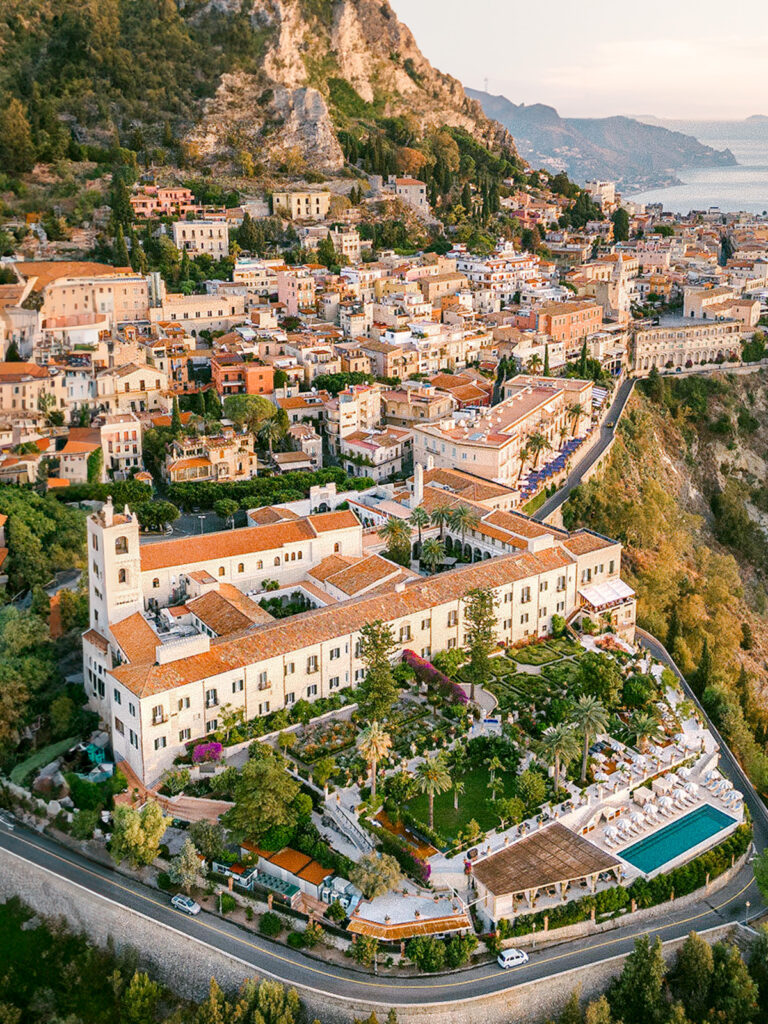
left=0, top=99, right=35, bottom=174
left=576, top=651, right=623, bottom=708
left=113, top=223, right=130, bottom=267
left=420, top=536, right=445, bottom=574
left=316, top=235, right=339, bottom=269
left=225, top=751, right=300, bottom=842
left=356, top=621, right=399, bottom=723
left=170, top=396, right=183, bottom=437
left=611, top=208, right=630, bottom=242
left=540, top=722, right=579, bottom=791
left=625, top=710, right=662, bottom=752
left=672, top=931, right=713, bottom=1023
left=708, top=940, right=758, bottom=1023
left=406, top=935, right=447, bottom=972
left=259, top=415, right=285, bottom=457
left=448, top=503, right=480, bottom=551
left=121, top=971, right=163, bottom=1024
left=409, top=505, right=430, bottom=556
left=753, top=847, right=768, bottom=903
left=517, top=768, right=547, bottom=812
left=608, top=936, right=666, bottom=1024
left=110, top=801, right=170, bottom=868
left=414, top=752, right=451, bottom=829
left=430, top=503, right=453, bottom=540
left=378, top=517, right=412, bottom=566
left=349, top=852, right=402, bottom=899
left=169, top=838, right=202, bottom=894
left=49, top=695, right=75, bottom=738
left=214, top=498, right=239, bottom=529
left=527, top=430, right=552, bottom=468
left=748, top=925, right=768, bottom=1013
left=572, top=695, right=609, bottom=783
left=464, top=586, right=497, bottom=701
left=358, top=722, right=392, bottom=802
left=188, top=821, right=226, bottom=863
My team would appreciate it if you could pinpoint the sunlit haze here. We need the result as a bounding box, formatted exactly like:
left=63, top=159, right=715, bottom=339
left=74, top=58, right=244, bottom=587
left=388, top=0, right=768, bottom=119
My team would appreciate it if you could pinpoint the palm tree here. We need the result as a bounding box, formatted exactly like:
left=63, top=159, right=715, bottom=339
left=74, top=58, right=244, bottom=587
left=527, top=431, right=552, bottom=468
left=420, top=537, right=445, bottom=575
left=540, top=723, right=580, bottom=792
left=430, top=504, right=453, bottom=540
left=409, top=506, right=430, bottom=558
left=449, top=504, right=480, bottom=551
left=452, top=779, right=465, bottom=812
left=378, top=517, right=411, bottom=559
left=516, top=443, right=531, bottom=483
left=414, top=753, right=452, bottom=830
left=626, top=711, right=662, bottom=753
left=259, top=416, right=283, bottom=457
left=528, top=352, right=544, bottom=376
left=568, top=403, right=585, bottom=436
left=485, top=754, right=504, bottom=784
left=572, top=695, right=609, bottom=783
left=359, top=722, right=392, bottom=802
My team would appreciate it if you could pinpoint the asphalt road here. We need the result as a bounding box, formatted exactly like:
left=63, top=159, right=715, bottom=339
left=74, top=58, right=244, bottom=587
left=0, top=809, right=760, bottom=1008
left=533, top=378, right=636, bottom=523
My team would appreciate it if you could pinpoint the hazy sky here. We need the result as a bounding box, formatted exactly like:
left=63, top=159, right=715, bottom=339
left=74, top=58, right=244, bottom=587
left=388, top=0, right=767, bottom=119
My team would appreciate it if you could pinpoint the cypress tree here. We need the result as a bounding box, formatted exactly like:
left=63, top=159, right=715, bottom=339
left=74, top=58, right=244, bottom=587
left=543, top=344, right=550, bottom=377
left=113, top=224, right=129, bottom=267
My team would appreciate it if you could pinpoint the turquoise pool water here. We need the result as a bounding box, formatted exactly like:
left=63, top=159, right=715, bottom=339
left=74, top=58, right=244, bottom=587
left=620, top=805, right=736, bottom=874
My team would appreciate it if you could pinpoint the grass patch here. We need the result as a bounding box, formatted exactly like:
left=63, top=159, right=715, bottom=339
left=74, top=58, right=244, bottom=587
left=509, top=646, right=560, bottom=666
left=523, top=490, right=548, bottom=515
left=406, top=766, right=515, bottom=837
left=10, top=737, right=79, bottom=786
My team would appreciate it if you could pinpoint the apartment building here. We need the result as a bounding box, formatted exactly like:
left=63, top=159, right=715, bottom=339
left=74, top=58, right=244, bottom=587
left=211, top=353, right=274, bottom=397
left=149, top=290, right=247, bottom=335
left=412, top=376, right=592, bottom=489
left=277, top=269, right=316, bottom=317
left=325, top=384, right=382, bottom=453
left=339, top=427, right=410, bottom=482
left=82, top=498, right=633, bottom=784
left=163, top=432, right=258, bottom=485
left=388, top=177, right=429, bottom=214
left=632, top=318, right=743, bottom=373
left=381, top=383, right=455, bottom=428
left=0, top=361, right=68, bottom=418
left=172, top=220, right=229, bottom=258
left=16, top=262, right=150, bottom=327
left=95, top=363, right=170, bottom=415
left=272, top=191, right=332, bottom=221
left=130, top=187, right=197, bottom=219
left=100, top=413, right=143, bottom=479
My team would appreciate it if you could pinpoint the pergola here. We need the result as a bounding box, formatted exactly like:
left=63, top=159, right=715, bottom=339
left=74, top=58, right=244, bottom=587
left=472, top=822, right=622, bottom=919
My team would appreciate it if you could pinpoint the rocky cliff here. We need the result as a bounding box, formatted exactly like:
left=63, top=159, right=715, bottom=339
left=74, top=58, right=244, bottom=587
left=188, top=0, right=516, bottom=172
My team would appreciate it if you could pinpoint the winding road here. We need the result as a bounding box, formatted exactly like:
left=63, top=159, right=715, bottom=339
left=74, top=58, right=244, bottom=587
left=533, top=377, right=636, bottom=523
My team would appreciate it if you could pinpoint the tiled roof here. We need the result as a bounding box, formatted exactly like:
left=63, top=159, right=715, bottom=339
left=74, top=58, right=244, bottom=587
left=110, top=612, right=158, bottom=665
left=187, top=584, right=273, bottom=636
left=561, top=530, right=617, bottom=556
left=112, top=549, right=579, bottom=697
left=307, top=554, right=357, bottom=583
left=321, top=554, right=405, bottom=597
left=83, top=628, right=110, bottom=653
left=247, top=506, right=301, bottom=525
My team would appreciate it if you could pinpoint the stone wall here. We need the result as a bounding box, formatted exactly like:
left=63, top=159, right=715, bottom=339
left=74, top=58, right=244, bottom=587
left=0, top=844, right=738, bottom=1024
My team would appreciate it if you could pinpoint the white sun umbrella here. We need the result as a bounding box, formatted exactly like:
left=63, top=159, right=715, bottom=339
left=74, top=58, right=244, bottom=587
left=659, top=796, right=674, bottom=809
left=677, top=766, right=691, bottom=779
left=596, top=771, right=610, bottom=782
left=684, top=782, right=698, bottom=796
left=604, top=826, right=618, bottom=839
left=630, top=812, right=645, bottom=827
left=721, top=778, right=734, bottom=791
left=645, top=803, right=660, bottom=818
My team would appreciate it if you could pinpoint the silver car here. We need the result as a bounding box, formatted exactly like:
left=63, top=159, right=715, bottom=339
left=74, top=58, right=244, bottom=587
left=171, top=894, right=201, bottom=915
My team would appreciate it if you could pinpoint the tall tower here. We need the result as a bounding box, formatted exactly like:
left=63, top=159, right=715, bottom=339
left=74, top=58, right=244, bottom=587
left=87, top=497, right=142, bottom=635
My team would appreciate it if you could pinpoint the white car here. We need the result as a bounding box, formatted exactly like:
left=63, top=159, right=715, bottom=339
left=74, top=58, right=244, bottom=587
left=171, top=894, right=201, bottom=916
left=497, top=947, right=529, bottom=969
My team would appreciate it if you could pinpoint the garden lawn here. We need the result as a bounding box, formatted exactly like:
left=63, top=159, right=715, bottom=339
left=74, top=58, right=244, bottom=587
left=406, top=765, right=516, bottom=839
left=10, top=737, right=79, bottom=786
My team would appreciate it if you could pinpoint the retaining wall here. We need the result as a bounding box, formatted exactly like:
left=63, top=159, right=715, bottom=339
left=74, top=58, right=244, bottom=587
left=0, top=844, right=739, bottom=1024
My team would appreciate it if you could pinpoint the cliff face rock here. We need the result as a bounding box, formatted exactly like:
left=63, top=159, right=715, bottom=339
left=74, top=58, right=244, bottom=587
left=189, top=0, right=515, bottom=172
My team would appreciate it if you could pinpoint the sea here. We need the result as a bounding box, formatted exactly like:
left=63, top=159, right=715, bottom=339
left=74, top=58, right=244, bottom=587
left=628, top=118, right=768, bottom=215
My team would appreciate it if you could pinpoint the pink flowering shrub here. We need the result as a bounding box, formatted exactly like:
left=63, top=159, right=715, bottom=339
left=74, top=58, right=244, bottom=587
left=192, top=741, right=223, bottom=764
left=402, top=650, right=469, bottom=705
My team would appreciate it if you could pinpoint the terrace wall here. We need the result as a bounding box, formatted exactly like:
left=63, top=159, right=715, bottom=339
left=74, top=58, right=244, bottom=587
left=0, top=843, right=741, bottom=1024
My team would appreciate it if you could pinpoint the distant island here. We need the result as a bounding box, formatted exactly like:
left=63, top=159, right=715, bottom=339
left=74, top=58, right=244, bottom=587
left=468, top=88, right=737, bottom=190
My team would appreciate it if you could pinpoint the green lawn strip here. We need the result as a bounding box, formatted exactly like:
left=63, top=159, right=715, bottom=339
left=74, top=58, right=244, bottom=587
left=10, top=737, right=80, bottom=786
left=405, top=765, right=515, bottom=837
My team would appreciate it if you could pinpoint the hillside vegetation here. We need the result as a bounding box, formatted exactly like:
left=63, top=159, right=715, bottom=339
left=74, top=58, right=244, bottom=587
left=564, top=372, right=768, bottom=790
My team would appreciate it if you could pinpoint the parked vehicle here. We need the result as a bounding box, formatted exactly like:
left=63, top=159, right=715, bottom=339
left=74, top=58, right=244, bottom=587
left=497, top=947, right=529, bottom=969
left=171, top=894, right=201, bottom=915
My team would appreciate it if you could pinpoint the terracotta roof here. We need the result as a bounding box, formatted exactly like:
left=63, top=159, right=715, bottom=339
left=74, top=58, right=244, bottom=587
left=187, top=584, right=273, bottom=636
left=188, top=570, right=217, bottom=584
left=47, top=478, right=71, bottom=489
left=247, top=506, right=301, bottom=525
left=110, top=612, right=158, bottom=665
left=82, top=628, right=110, bottom=654
left=322, top=554, right=405, bottom=596
left=112, top=549, right=580, bottom=697
left=561, top=530, right=617, bottom=556
left=60, top=439, right=100, bottom=455
left=306, top=554, right=357, bottom=583
left=347, top=912, right=471, bottom=941
left=16, top=261, right=136, bottom=291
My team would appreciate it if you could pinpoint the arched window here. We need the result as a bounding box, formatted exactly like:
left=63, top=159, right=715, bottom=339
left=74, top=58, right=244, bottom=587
left=238, top=563, right=244, bottom=573
left=118, top=568, right=127, bottom=584
left=115, top=536, right=128, bottom=555
left=218, top=566, right=225, bottom=577
left=257, top=560, right=263, bottom=570
left=274, top=556, right=280, bottom=566
left=333, top=542, right=341, bottom=553
left=152, top=578, right=160, bottom=589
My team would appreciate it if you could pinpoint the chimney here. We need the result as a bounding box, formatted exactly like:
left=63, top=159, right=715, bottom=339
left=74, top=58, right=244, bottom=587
left=413, top=461, right=424, bottom=507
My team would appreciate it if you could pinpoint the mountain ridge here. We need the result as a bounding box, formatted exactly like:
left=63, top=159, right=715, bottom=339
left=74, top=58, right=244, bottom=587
left=467, top=88, right=736, bottom=190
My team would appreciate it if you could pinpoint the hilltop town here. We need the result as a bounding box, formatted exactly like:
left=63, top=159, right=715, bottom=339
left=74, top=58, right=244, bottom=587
left=1, top=2, right=768, bottom=1023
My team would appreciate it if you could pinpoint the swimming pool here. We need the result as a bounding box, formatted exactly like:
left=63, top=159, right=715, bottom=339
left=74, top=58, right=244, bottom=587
left=620, top=805, right=736, bottom=874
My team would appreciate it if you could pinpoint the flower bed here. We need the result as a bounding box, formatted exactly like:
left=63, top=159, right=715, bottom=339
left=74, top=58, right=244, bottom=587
left=402, top=650, right=468, bottom=705
left=292, top=719, right=359, bottom=763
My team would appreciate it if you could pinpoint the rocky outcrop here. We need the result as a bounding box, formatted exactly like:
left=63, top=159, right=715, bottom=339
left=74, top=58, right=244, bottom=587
left=188, top=0, right=515, bottom=172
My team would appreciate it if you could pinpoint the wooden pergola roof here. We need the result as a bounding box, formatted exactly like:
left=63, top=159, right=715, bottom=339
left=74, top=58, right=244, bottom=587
left=473, top=822, right=620, bottom=895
